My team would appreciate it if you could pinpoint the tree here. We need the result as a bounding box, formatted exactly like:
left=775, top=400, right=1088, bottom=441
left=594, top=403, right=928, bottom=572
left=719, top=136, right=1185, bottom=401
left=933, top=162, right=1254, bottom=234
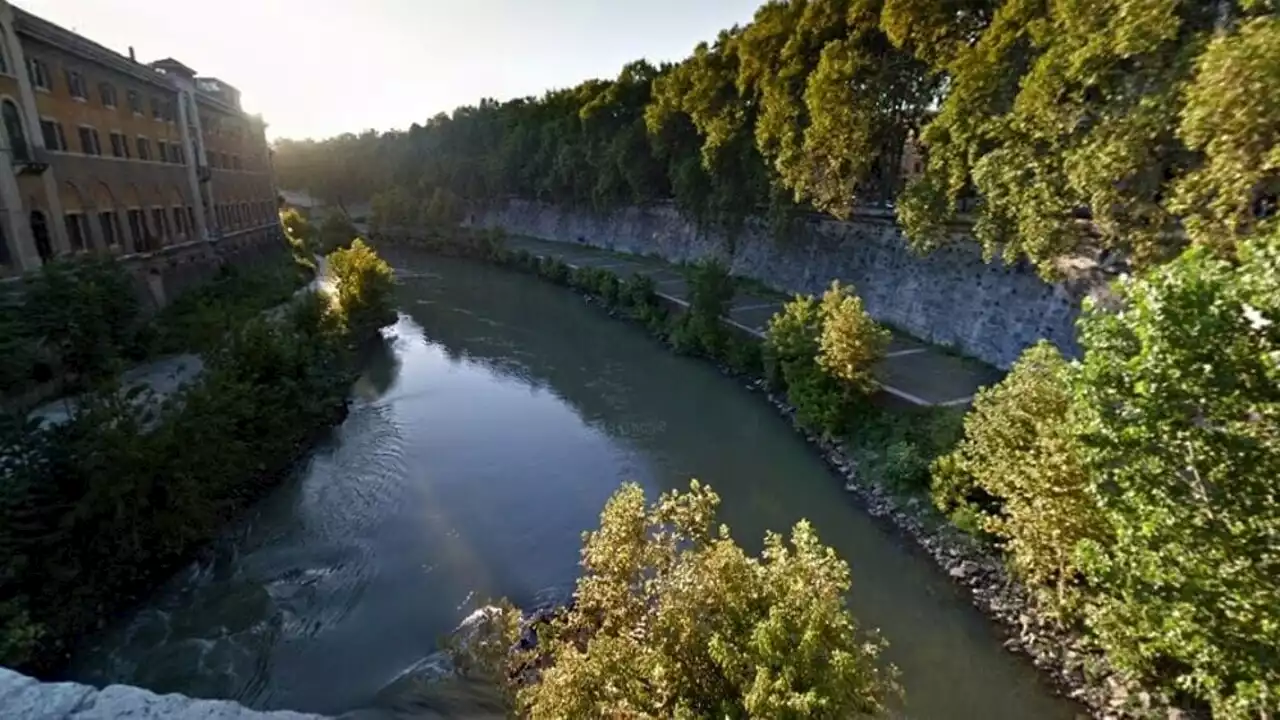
left=930, top=341, right=1101, bottom=616
left=463, top=482, right=898, bottom=718
left=816, top=281, right=889, bottom=395
left=1072, top=224, right=1280, bottom=717
left=893, top=1, right=1279, bottom=274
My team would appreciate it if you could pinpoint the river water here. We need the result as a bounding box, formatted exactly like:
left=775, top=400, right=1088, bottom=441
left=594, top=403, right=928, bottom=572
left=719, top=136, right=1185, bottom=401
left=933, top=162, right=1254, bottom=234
left=68, top=249, right=1080, bottom=719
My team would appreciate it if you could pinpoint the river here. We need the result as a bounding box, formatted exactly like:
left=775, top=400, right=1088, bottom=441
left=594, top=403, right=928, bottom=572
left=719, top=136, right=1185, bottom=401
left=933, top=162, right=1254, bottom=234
left=67, top=248, right=1080, bottom=719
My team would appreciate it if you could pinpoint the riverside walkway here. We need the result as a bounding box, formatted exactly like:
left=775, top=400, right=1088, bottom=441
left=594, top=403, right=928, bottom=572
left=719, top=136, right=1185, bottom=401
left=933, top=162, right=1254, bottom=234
left=503, top=235, right=1004, bottom=408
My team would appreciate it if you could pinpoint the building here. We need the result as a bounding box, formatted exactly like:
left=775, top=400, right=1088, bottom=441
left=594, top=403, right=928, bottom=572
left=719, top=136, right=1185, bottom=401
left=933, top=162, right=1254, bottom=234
left=0, top=0, right=280, bottom=277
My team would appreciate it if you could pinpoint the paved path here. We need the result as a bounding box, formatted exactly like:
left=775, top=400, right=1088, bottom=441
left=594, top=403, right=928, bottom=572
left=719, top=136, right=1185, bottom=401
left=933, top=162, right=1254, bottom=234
left=504, top=236, right=1003, bottom=408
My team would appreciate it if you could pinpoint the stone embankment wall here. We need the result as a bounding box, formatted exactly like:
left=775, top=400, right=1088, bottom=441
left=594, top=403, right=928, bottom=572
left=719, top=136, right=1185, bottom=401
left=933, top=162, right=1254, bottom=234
left=0, top=667, right=324, bottom=720
left=472, top=200, right=1106, bottom=369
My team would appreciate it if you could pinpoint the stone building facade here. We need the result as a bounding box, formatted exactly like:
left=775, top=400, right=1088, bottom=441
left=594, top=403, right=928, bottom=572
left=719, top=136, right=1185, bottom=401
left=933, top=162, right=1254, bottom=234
left=0, top=0, right=280, bottom=277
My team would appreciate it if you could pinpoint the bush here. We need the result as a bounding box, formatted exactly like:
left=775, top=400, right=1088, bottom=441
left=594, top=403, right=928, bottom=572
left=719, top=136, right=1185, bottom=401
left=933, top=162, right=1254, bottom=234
left=763, top=284, right=887, bottom=438
left=670, top=260, right=734, bottom=358
left=327, top=238, right=397, bottom=337
left=460, top=482, right=898, bottom=718
left=19, top=257, right=143, bottom=389
left=281, top=208, right=319, bottom=257
left=763, top=294, right=822, bottom=392
left=0, top=299, right=353, bottom=672
left=1071, top=229, right=1280, bottom=716
left=817, top=282, right=889, bottom=395
left=318, top=211, right=359, bottom=252
left=931, top=342, right=1099, bottom=616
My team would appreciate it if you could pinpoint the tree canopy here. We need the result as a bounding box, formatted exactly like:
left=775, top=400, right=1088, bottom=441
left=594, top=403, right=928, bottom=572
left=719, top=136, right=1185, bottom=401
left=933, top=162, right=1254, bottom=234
left=274, top=1, right=1280, bottom=276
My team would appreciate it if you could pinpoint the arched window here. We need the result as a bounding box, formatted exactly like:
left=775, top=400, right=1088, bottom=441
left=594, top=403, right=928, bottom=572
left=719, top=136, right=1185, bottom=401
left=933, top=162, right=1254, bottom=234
left=3, top=100, right=28, bottom=163
left=30, top=210, right=51, bottom=264
left=0, top=220, right=12, bottom=267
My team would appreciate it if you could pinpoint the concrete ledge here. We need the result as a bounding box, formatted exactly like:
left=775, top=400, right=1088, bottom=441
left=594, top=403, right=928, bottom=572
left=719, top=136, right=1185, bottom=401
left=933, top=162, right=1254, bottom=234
left=0, top=667, right=326, bottom=720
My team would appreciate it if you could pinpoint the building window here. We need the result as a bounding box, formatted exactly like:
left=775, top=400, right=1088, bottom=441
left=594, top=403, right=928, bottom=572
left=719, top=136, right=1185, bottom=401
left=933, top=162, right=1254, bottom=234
left=151, top=207, right=171, bottom=242
left=170, top=143, right=184, bottom=164
left=3, top=100, right=28, bottom=163
left=187, top=206, right=196, bottom=234
left=150, top=96, right=162, bottom=120
left=162, top=100, right=174, bottom=122
left=231, top=154, right=241, bottom=171
left=127, top=89, right=141, bottom=114
left=156, top=139, right=168, bottom=162
left=109, top=131, right=129, bottom=158
left=27, top=57, right=51, bottom=90
left=126, top=208, right=146, bottom=250
left=39, top=118, right=67, bottom=151
left=99, top=82, right=117, bottom=108
left=77, top=126, right=101, bottom=155
left=98, top=211, right=121, bottom=248
left=0, top=25, right=11, bottom=77
left=65, top=69, right=87, bottom=99
left=172, top=206, right=186, bottom=236
left=30, top=211, right=52, bottom=264
left=136, top=136, right=151, bottom=161
left=0, top=221, right=10, bottom=267
left=65, top=212, right=89, bottom=251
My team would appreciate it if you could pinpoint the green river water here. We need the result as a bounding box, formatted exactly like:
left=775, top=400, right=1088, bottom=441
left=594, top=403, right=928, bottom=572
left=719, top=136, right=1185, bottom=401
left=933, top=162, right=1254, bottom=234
left=68, top=249, right=1081, bottom=719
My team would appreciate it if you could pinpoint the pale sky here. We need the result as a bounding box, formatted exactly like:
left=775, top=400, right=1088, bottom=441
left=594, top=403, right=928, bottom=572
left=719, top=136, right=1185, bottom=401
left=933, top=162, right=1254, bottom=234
left=15, top=0, right=763, bottom=141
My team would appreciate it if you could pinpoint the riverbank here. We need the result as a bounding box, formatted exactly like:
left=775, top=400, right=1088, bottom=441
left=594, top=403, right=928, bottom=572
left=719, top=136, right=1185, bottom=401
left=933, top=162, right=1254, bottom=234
left=374, top=227, right=1155, bottom=719
left=0, top=239, right=397, bottom=678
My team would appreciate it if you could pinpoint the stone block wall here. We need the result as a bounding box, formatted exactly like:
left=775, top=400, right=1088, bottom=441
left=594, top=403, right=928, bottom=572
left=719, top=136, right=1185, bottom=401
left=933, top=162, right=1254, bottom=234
left=472, top=199, right=1106, bottom=369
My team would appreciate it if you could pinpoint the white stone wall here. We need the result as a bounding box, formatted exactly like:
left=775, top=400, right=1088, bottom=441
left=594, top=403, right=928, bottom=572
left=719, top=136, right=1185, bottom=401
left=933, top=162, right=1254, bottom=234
left=0, top=667, right=325, bottom=720
left=473, top=199, right=1103, bottom=369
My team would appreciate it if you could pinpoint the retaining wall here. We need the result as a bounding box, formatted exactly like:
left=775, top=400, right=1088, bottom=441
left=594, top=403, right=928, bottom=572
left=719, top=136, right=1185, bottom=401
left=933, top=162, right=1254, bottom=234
left=471, top=200, right=1108, bottom=368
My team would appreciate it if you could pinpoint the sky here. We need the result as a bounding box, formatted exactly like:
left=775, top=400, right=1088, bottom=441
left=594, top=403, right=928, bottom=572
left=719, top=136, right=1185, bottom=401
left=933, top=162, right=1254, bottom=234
left=16, top=0, right=764, bottom=141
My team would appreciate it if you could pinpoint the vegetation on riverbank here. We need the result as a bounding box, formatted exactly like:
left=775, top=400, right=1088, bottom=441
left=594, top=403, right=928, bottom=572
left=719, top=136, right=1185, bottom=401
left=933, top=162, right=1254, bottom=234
left=935, top=227, right=1280, bottom=717
left=278, top=2, right=1277, bottom=278
left=458, top=482, right=898, bottom=717
left=385, top=221, right=1279, bottom=716
left=0, top=226, right=397, bottom=674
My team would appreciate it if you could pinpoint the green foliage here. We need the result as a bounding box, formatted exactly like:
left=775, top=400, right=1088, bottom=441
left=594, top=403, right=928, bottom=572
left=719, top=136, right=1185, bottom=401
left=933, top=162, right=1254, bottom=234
left=0, top=293, right=355, bottom=671
left=327, top=238, right=397, bottom=337
left=537, top=257, right=571, bottom=285
left=281, top=207, right=319, bottom=257
left=318, top=211, right=359, bottom=252
left=931, top=342, right=1099, bottom=616
left=152, top=262, right=308, bottom=355
left=817, top=282, right=889, bottom=395
left=275, top=1, right=1280, bottom=276
left=20, top=258, right=142, bottom=386
left=763, top=293, right=822, bottom=392
left=461, top=482, right=898, bottom=718
left=763, top=284, right=888, bottom=437
left=894, top=0, right=1280, bottom=273
left=670, top=260, right=734, bottom=358
left=1071, top=226, right=1280, bottom=716
left=931, top=228, right=1280, bottom=714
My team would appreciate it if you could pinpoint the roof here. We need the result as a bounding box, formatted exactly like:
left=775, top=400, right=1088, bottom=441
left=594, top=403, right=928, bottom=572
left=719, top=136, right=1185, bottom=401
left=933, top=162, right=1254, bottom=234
left=150, top=57, right=198, bottom=78
left=13, top=7, right=177, bottom=92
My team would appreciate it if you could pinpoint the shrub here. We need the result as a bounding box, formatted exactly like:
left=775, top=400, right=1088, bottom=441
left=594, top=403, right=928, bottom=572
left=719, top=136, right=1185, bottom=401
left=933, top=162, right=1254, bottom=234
left=763, top=294, right=822, bottom=392
left=670, top=260, right=734, bottom=358
left=537, top=257, right=570, bottom=285
left=281, top=208, right=319, bottom=258
left=817, top=282, right=889, bottom=395
left=461, top=482, right=898, bottom=718
left=21, top=257, right=142, bottom=387
left=318, top=210, right=359, bottom=252
left=931, top=342, right=1099, bottom=616
left=0, top=290, right=354, bottom=673
left=327, top=238, right=396, bottom=337
left=1072, top=229, right=1280, bottom=716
